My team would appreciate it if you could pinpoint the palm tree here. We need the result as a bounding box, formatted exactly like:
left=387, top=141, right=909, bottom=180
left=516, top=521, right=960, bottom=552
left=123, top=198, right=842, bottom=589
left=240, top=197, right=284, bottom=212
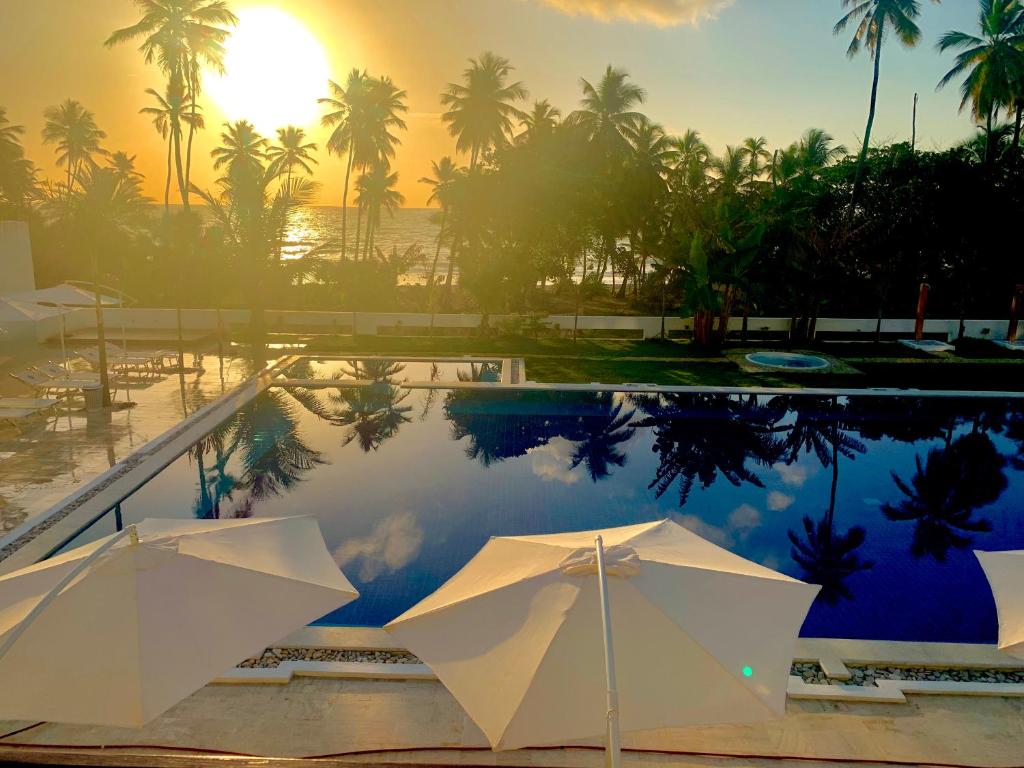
left=107, top=151, right=144, bottom=195
left=0, top=108, right=35, bottom=214
left=43, top=165, right=149, bottom=405
left=713, top=145, right=748, bottom=192
left=882, top=432, right=1005, bottom=561
left=672, top=129, right=712, bottom=187
left=419, top=156, right=462, bottom=297
left=192, top=160, right=317, bottom=337
left=267, top=126, right=318, bottom=187
left=140, top=81, right=202, bottom=211
left=41, top=99, right=106, bottom=199
left=798, top=127, right=848, bottom=168
left=834, top=0, right=939, bottom=200
left=441, top=52, right=527, bottom=170
left=106, top=0, right=237, bottom=209
left=321, top=69, right=369, bottom=261
left=565, top=65, right=647, bottom=151
left=211, top=120, right=267, bottom=181
left=740, top=136, right=771, bottom=184
left=321, top=72, right=408, bottom=262
left=354, top=165, right=404, bottom=260
left=517, top=99, right=562, bottom=143
left=937, top=0, right=1024, bottom=164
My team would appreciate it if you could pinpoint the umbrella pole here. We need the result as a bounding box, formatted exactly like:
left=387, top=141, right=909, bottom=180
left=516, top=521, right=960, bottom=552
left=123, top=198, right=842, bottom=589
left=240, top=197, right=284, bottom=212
left=0, top=525, right=138, bottom=663
left=595, top=535, right=622, bottom=768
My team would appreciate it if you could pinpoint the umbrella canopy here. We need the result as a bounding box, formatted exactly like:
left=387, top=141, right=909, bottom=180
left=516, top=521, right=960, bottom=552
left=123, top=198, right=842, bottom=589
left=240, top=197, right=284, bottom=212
left=6, top=283, right=121, bottom=308
left=386, top=519, right=819, bottom=752
left=975, top=549, right=1024, bottom=658
left=0, top=517, right=357, bottom=727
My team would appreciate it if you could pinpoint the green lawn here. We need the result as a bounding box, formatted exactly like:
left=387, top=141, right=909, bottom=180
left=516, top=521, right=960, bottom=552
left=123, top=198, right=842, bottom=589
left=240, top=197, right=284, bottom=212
left=259, top=334, right=1024, bottom=390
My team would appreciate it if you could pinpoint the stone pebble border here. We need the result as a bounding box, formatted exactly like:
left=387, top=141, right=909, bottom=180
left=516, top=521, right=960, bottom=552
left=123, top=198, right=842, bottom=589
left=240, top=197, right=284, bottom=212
left=238, top=648, right=421, bottom=667
left=237, top=651, right=1024, bottom=687
left=793, top=662, right=1024, bottom=686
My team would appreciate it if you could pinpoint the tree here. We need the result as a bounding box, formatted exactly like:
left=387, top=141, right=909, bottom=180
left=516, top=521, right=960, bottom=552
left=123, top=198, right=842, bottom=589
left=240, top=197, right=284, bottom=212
left=419, top=156, right=462, bottom=298
left=41, top=99, right=107, bottom=200
left=566, top=65, right=647, bottom=150
left=211, top=120, right=267, bottom=182
left=937, top=0, right=1024, bottom=164
left=140, top=81, right=202, bottom=211
left=267, top=126, right=318, bottom=187
left=517, top=99, right=562, bottom=143
left=0, top=107, right=35, bottom=215
left=321, top=69, right=371, bottom=260
left=834, top=0, right=939, bottom=200
left=42, top=165, right=149, bottom=405
left=354, top=165, right=404, bottom=260
left=192, top=157, right=317, bottom=337
left=441, top=52, right=527, bottom=170
left=106, top=0, right=237, bottom=209
left=740, top=136, right=772, bottom=185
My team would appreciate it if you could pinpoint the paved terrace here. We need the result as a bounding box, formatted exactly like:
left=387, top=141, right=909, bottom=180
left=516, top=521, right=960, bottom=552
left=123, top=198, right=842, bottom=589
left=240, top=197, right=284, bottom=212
left=0, top=348, right=255, bottom=536
left=1, top=673, right=1022, bottom=766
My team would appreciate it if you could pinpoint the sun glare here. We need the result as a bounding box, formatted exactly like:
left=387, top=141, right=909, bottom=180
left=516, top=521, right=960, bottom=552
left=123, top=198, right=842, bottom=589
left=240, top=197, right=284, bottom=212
left=205, top=7, right=330, bottom=135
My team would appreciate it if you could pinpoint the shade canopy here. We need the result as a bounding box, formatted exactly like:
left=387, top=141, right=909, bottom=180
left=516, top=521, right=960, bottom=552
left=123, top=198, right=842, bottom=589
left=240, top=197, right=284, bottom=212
left=386, top=519, right=819, bottom=751
left=975, top=549, right=1024, bottom=658
left=6, top=283, right=121, bottom=308
left=0, top=516, right=357, bottom=727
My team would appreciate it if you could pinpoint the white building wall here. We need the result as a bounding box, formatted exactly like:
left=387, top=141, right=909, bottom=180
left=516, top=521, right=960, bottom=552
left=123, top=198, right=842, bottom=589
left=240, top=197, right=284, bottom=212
left=0, top=221, right=35, bottom=295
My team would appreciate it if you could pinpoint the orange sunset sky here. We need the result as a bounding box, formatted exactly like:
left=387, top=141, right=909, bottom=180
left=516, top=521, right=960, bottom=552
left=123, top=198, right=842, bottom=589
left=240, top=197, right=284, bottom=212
left=1, top=0, right=983, bottom=208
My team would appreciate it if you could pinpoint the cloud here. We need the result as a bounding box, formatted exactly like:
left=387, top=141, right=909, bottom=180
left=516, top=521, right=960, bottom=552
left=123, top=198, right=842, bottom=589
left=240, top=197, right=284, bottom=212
left=533, top=0, right=733, bottom=27
left=527, top=436, right=580, bottom=485
left=766, top=491, right=795, bottom=511
left=674, top=503, right=762, bottom=548
left=773, top=462, right=817, bottom=488
left=727, top=503, right=761, bottom=535
left=333, top=512, right=425, bottom=582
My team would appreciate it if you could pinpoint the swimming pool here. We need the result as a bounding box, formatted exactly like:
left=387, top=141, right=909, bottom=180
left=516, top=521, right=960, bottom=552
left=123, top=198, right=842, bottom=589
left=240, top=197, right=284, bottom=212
left=62, top=376, right=1024, bottom=644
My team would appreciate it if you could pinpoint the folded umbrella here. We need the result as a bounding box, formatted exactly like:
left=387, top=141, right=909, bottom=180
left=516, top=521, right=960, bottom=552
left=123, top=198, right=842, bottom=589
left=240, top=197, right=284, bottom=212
left=975, top=549, right=1024, bottom=658
left=0, top=516, right=357, bottom=727
left=386, top=519, right=819, bottom=761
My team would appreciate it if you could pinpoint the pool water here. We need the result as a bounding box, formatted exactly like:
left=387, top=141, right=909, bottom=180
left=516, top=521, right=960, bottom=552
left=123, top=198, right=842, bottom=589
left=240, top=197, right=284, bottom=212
left=746, top=352, right=831, bottom=370
left=284, top=358, right=503, bottom=384
left=66, top=381, right=1024, bottom=643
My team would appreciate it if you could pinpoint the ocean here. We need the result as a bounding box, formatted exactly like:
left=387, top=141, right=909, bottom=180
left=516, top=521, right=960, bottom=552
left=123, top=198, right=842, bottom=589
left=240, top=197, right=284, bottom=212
left=282, top=206, right=447, bottom=285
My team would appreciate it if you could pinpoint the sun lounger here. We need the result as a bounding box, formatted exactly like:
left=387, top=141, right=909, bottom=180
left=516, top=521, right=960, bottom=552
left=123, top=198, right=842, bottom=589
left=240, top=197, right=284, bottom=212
left=0, top=400, right=59, bottom=429
left=33, top=361, right=101, bottom=382
left=9, top=369, right=102, bottom=397
left=76, top=347, right=159, bottom=372
left=0, top=397, right=61, bottom=410
left=104, top=343, right=172, bottom=366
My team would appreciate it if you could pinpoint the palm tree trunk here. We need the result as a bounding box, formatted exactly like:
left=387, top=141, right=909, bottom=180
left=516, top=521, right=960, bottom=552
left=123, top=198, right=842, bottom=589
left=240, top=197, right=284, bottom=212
left=172, top=126, right=187, bottom=207
left=853, top=32, right=884, bottom=202
left=427, top=209, right=446, bottom=306
left=1014, top=101, right=1023, bottom=153
left=341, top=149, right=354, bottom=261
left=353, top=203, right=364, bottom=261
left=986, top=102, right=996, bottom=165
left=163, top=137, right=173, bottom=212
left=183, top=73, right=197, bottom=212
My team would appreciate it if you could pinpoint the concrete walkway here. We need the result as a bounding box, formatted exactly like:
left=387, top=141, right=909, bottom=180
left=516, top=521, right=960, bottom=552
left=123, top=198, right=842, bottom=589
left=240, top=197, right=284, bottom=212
left=2, top=676, right=1023, bottom=766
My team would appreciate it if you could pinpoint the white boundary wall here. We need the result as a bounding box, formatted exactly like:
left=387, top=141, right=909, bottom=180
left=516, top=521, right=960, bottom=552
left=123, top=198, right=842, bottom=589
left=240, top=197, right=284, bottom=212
left=55, top=308, right=1014, bottom=342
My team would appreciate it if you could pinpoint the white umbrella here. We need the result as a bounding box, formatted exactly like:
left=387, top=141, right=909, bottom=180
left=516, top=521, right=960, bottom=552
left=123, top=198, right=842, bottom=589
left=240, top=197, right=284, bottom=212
left=386, top=519, right=819, bottom=762
left=975, top=549, right=1024, bottom=658
left=0, top=516, right=357, bottom=727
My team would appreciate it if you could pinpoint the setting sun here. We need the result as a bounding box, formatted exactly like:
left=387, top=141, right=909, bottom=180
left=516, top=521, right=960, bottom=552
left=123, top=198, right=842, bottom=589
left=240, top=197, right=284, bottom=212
left=205, top=7, right=329, bottom=134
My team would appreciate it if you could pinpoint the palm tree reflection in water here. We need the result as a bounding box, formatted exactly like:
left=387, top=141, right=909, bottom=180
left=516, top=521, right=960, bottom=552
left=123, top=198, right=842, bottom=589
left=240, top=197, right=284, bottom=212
left=883, top=432, right=1004, bottom=562
left=775, top=397, right=872, bottom=605
left=188, top=389, right=324, bottom=519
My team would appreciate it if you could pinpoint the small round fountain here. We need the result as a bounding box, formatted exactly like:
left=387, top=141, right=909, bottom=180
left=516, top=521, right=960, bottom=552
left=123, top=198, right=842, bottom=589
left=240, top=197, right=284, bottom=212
left=745, top=351, right=830, bottom=371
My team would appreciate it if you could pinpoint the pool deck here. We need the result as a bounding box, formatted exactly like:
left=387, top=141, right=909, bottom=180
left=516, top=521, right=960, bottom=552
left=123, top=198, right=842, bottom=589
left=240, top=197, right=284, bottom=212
left=2, top=673, right=1023, bottom=766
